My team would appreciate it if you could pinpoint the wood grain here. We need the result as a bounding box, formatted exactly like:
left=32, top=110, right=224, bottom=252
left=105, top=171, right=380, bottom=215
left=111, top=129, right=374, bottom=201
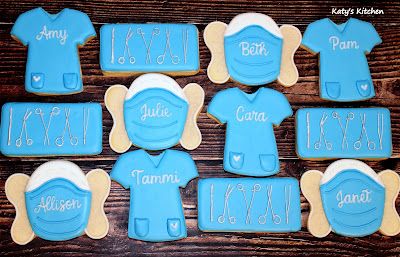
left=1, top=1, right=400, bottom=256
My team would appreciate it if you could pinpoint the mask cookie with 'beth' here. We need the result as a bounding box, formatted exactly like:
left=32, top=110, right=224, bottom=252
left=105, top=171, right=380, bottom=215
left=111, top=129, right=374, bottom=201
left=5, top=160, right=110, bottom=245
left=204, top=13, right=302, bottom=87
left=105, top=73, right=204, bottom=152
left=301, top=159, right=400, bottom=237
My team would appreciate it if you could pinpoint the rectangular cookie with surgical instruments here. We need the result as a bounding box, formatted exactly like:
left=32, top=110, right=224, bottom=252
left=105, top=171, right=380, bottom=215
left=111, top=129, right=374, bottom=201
left=197, top=178, right=301, bottom=232
left=100, top=24, right=199, bottom=75
left=0, top=102, right=102, bottom=156
left=296, top=108, right=392, bottom=159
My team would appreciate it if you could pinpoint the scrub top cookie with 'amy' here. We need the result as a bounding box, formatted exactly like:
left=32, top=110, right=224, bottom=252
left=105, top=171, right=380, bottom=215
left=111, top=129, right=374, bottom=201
left=302, top=18, right=382, bottom=102
left=301, top=159, right=400, bottom=237
left=204, top=13, right=302, bottom=87
left=11, top=8, right=96, bottom=95
left=105, top=73, right=204, bottom=152
left=208, top=87, right=292, bottom=177
left=5, top=160, right=110, bottom=245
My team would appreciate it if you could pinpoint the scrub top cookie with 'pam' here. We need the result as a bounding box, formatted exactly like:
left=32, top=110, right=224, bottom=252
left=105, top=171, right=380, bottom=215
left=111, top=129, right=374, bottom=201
left=105, top=73, right=204, bottom=152
left=208, top=87, right=292, bottom=177
left=5, top=161, right=110, bottom=245
left=302, top=18, right=381, bottom=102
left=301, top=159, right=400, bottom=237
left=204, top=13, right=302, bottom=87
left=11, top=8, right=96, bottom=95
left=111, top=149, right=198, bottom=242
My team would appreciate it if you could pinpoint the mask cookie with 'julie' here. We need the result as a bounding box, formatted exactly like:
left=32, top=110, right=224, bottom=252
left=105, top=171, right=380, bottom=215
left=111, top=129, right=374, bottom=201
left=301, top=159, right=400, bottom=237
left=105, top=73, right=204, bottom=152
left=5, top=160, right=110, bottom=245
left=204, top=13, right=302, bottom=87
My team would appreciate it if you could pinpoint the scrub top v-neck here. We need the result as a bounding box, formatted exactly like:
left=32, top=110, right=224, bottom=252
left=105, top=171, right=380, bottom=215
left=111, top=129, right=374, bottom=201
left=208, top=87, right=292, bottom=177
left=110, top=149, right=198, bottom=242
left=302, top=18, right=381, bottom=102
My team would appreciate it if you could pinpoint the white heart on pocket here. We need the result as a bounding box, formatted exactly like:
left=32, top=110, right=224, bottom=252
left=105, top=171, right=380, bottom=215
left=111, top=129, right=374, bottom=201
left=33, top=76, right=41, bottom=82
left=170, top=222, right=178, bottom=230
left=361, top=84, right=368, bottom=91
left=233, top=155, right=241, bottom=162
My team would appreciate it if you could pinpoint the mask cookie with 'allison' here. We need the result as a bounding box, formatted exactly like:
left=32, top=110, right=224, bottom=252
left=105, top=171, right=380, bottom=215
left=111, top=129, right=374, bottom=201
left=204, top=13, right=302, bottom=87
left=5, top=160, right=110, bottom=245
left=105, top=73, right=204, bottom=152
left=301, top=159, right=400, bottom=237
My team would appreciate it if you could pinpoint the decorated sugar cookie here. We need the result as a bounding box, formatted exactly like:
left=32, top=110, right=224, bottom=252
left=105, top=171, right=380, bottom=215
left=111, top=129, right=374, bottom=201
left=0, top=102, right=102, bottom=157
left=204, top=13, right=302, bottom=86
left=301, top=159, right=400, bottom=237
left=111, top=149, right=198, bottom=242
left=207, top=87, right=292, bottom=176
left=302, top=18, right=381, bottom=101
left=296, top=108, right=392, bottom=159
left=198, top=178, right=301, bottom=232
left=11, top=8, right=96, bottom=95
left=100, top=24, right=199, bottom=75
left=105, top=73, right=204, bottom=152
left=5, top=161, right=110, bottom=244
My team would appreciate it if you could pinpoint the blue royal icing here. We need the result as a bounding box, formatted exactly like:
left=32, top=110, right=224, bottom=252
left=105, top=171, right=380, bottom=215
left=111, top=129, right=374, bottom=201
left=320, top=168, right=385, bottom=237
left=302, top=18, right=382, bottom=101
left=11, top=8, right=96, bottom=95
left=208, top=87, right=292, bottom=176
left=124, top=88, right=188, bottom=150
left=197, top=178, right=301, bottom=232
left=25, top=178, right=91, bottom=241
left=110, top=149, right=198, bottom=242
left=100, top=24, right=199, bottom=74
left=0, top=102, right=102, bottom=156
left=296, top=108, right=392, bottom=159
left=224, top=25, right=283, bottom=85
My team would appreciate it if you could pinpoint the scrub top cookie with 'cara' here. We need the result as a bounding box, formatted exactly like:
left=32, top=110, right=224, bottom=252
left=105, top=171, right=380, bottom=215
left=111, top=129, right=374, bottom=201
left=5, top=161, right=110, bottom=245
left=204, top=13, right=302, bottom=87
left=11, top=8, right=96, bottom=95
left=207, top=87, right=292, bottom=177
left=100, top=24, right=199, bottom=76
left=302, top=18, right=381, bottom=101
left=301, top=159, right=400, bottom=237
left=111, top=149, right=198, bottom=242
left=105, top=73, right=204, bottom=152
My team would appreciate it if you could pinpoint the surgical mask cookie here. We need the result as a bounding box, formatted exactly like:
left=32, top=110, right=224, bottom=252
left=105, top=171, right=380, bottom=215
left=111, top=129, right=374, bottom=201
left=110, top=149, right=198, bottom=242
left=0, top=102, right=102, bottom=157
left=11, top=8, right=96, bottom=95
left=302, top=18, right=382, bottom=101
left=207, top=87, right=292, bottom=176
left=105, top=73, right=204, bottom=152
left=198, top=178, right=301, bottom=232
left=100, top=24, right=199, bottom=75
left=296, top=108, right=392, bottom=159
left=204, top=12, right=302, bottom=87
left=301, top=159, right=400, bottom=237
left=5, top=160, right=111, bottom=245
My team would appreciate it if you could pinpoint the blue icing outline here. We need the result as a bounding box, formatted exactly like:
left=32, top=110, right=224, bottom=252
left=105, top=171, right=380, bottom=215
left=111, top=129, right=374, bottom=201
left=296, top=108, right=392, bottom=159
left=123, top=88, right=188, bottom=150
left=0, top=102, right=103, bottom=156
left=224, top=25, right=283, bottom=86
left=25, top=178, right=92, bottom=241
left=320, top=169, right=385, bottom=237
left=100, top=24, right=199, bottom=73
left=11, top=8, right=96, bottom=95
left=197, top=178, right=301, bottom=232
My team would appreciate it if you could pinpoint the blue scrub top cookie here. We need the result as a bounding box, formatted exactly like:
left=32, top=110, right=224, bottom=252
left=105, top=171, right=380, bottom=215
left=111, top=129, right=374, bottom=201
left=301, top=159, right=400, bottom=237
left=208, top=87, right=292, bottom=177
left=302, top=18, right=382, bottom=102
left=110, top=149, right=198, bottom=242
left=11, top=8, right=96, bottom=95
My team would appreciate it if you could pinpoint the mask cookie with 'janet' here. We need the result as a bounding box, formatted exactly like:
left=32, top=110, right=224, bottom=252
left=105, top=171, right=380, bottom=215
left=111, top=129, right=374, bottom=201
left=105, top=73, right=204, bottom=152
left=301, top=159, right=400, bottom=237
left=5, top=160, right=110, bottom=244
left=204, top=13, right=302, bottom=87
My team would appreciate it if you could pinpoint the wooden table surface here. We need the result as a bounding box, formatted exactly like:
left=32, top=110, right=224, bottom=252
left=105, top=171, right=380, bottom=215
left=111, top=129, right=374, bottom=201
left=1, top=1, right=400, bottom=256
